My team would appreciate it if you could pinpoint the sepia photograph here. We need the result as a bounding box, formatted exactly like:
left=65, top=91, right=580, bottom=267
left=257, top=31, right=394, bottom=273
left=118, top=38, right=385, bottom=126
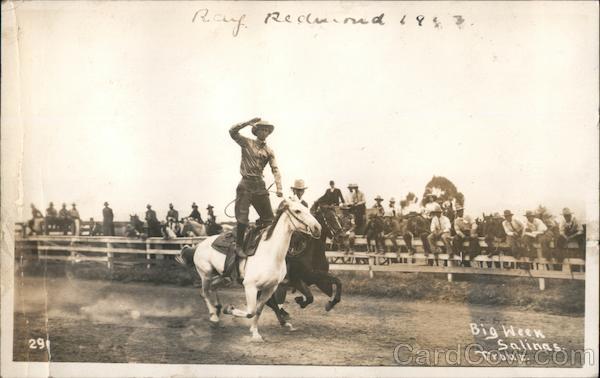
left=1, top=1, right=598, bottom=377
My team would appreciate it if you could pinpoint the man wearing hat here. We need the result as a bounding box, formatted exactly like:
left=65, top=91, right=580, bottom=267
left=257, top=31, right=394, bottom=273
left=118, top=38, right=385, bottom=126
left=502, top=210, right=524, bottom=258
left=427, top=203, right=453, bottom=256
left=522, top=210, right=554, bottom=259
left=189, top=203, right=204, bottom=224
left=422, top=193, right=439, bottom=220
left=320, top=180, right=345, bottom=206
left=372, top=195, right=385, bottom=217
left=205, top=205, right=223, bottom=236
left=44, top=202, right=57, bottom=235
left=346, top=184, right=366, bottom=233
left=166, top=203, right=179, bottom=223
left=290, top=179, right=309, bottom=208
left=230, top=117, right=283, bottom=257
left=58, top=203, right=70, bottom=235
left=145, top=204, right=161, bottom=237
left=452, top=205, right=480, bottom=258
left=102, top=202, right=115, bottom=236
left=339, top=204, right=356, bottom=253
left=69, top=203, right=81, bottom=236
left=557, top=208, right=585, bottom=256
left=385, top=197, right=397, bottom=217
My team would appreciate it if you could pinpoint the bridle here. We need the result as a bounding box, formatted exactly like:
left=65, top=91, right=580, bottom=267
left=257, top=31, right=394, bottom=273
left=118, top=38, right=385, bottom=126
left=283, top=206, right=317, bottom=238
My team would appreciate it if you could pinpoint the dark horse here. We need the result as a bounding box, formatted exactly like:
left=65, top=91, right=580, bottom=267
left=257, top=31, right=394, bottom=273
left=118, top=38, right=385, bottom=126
left=265, top=204, right=344, bottom=327
left=476, top=213, right=506, bottom=255
left=125, top=214, right=147, bottom=239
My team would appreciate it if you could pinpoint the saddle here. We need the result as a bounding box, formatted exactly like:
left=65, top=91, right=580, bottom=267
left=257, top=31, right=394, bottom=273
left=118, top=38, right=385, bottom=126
left=211, top=225, right=268, bottom=280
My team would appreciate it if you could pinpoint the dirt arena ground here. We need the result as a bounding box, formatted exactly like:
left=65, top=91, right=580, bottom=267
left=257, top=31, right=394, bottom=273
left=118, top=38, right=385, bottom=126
left=12, top=275, right=585, bottom=367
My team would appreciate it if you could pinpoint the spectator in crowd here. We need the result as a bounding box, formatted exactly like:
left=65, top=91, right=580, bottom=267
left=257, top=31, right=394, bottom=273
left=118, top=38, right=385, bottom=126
left=502, top=210, right=524, bottom=258
left=383, top=214, right=402, bottom=253
left=522, top=210, right=553, bottom=259
left=346, top=183, right=366, bottom=233
left=28, top=204, right=44, bottom=235
left=320, top=180, right=345, bottom=206
left=453, top=205, right=480, bottom=258
left=290, top=179, right=309, bottom=207
left=69, top=203, right=81, bottom=236
left=207, top=204, right=216, bottom=223
left=385, top=197, right=397, bottom=217
left=166, top=203, right=179, bottom=222
left=427, top=203, right=453, bottom=256
left=365, top=212, right=385, bottom=253
left=557, top=208, right=585, bottom=256
left=373, top=195, right=385, bottom=216
left=89, top=217, right=102, bottom=236
left=145, top=204, right=162, bottom=237
left=102, top=202, right=115, bottom=236
left=422, top=193, right=438, bottom=219
left=58, top=203, right=70, bottom=235
left=205, top=204, right=223, bottom=236
left=402, top=210, right=430, bottom=255
left=189, top=202, right=204, bottom=224
left=339, top=204, right=356, bottom=253
left=44, top=202, right=58, bottom=234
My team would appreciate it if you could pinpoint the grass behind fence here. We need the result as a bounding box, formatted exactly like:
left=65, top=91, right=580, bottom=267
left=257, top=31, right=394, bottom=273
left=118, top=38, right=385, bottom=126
left=17, top=259, right=584, bottom=317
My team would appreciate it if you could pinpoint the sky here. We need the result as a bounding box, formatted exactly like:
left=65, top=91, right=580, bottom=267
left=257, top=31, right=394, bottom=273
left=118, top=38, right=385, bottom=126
left=3, top=1, right=598, bottom=223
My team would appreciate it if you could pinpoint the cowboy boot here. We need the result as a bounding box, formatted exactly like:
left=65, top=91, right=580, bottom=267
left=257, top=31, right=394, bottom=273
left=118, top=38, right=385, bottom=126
left=235, top=223, right=248, bottom=258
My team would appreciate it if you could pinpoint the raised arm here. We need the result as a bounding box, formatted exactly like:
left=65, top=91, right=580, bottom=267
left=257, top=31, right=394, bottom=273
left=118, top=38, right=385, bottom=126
left=229, top=117, right=261, bottom=146
left=268, top=151, right=283, bottom=196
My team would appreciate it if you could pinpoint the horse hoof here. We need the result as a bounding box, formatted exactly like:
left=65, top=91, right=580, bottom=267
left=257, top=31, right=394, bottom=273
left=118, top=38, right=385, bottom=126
left=251, top=335, right=264, bottom=343
left=223, top=305, right=234, bottom=315
left=325, top=301, right=335, bottom=312
left=284, top=322, right=297, bottom=332
left=209, top=319, right=220, bottom=328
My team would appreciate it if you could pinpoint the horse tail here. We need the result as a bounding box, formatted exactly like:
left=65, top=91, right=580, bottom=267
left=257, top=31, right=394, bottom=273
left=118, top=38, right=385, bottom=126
left=176, top=245, right=195, bottom=267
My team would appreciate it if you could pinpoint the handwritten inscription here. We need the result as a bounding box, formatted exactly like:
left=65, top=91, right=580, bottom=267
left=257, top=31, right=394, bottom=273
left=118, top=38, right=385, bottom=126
left=192, top=9, right=467, bottom=37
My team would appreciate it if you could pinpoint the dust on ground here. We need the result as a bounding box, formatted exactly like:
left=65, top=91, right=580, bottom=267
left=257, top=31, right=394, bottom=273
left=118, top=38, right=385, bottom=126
left=13, top=276, right=585, bottom=366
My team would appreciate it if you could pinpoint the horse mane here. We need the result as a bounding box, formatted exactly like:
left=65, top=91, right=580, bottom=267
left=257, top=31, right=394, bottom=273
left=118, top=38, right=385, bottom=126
left=264, top=205, right=286, bottom=241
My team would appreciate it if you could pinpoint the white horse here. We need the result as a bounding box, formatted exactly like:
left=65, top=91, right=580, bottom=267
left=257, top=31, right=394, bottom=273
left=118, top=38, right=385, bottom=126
left=190, top=198, right=321, bottom=342
left=181, top=218, right=207, bottom=236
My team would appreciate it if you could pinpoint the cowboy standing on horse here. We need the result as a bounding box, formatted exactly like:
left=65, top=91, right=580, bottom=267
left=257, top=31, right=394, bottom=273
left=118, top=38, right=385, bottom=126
left=230, top=117, right=283, bottom=257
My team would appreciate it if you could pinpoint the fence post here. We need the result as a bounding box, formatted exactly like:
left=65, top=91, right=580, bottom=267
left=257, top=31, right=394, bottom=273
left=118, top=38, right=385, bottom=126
left=107, top=241, right=113, bottom=269
left=538, top=278, right=546, bottom=291
left=368, top=255, right=374, bottom=279
left=146, top=240, right=151, bottom=269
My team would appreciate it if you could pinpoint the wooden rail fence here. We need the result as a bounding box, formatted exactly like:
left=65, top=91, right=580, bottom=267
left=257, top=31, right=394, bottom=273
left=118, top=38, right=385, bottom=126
left=14, top=235, right=585, bottom=291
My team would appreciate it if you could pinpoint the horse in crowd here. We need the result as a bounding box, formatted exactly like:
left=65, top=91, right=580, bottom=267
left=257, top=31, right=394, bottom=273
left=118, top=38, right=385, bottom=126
left=125, top=214, right=147, bottom=239
left=183, top=198, right=321, bottom=341
left=181, top=218, right=207, bottom=237
left=265, top=203, right=344, bottom=328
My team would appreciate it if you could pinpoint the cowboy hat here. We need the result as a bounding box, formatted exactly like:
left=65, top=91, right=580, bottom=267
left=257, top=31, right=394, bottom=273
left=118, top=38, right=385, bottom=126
left=430, top=203, right=443, bottom=213
left=347, top=183, right=358, bottom=188
left=206, top=204, right=214, bottom=209
left=375, top=195, right=383, bottom=201
left=146, top=204, right=152, bottom=209
left=290, top=179, right=308, bottom=190
left=562, top=208, right=573, bottom=216
left=191, top=202, right=198, bottom=208
left=524, top=210, right=535, bottom=217
left=251, top=120, right=274, bottom=136
left=503, top=210, right=513, bottom=217
left=103, top=202, right=109, bottom=206
left=71, top=203, right=77, bottom=206
left=455, top=205, right=464, bottom=211
left=493, top=212, right=503, bottom=219
left=389, top=197, right=396, bottom=202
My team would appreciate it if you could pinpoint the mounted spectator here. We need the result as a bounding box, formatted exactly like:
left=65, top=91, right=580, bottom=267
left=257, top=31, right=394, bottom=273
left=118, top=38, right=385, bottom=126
left=69, top=203, right=81, bottom=236
left=383, top=214, right=401, bottom=253
left=522, top=210, right=553, bottom=259
left=58, top=203, right=70, bottom=235
left=28, top=204, right=44, bottom=235
left=372, top=195, right=385, bottom=216
left=145, top=204, right=162, bottom=237
left=166, top=203, right=179, bottom=222
left=102, top=202, right=115, bottom=236
left=290, top=179, right=309, bottom=207
left=557, top=208, right=585, bottom=257
left=364, top=212, right=385, bottom=253
left=452, top=205, right=480, bottom=259
left=385, top=197, right=397, bottom=217
left=502, top=210, right=524, bottom=258
left=320, top=180, right=345, bottom=206
left=427, top=203, right=453, bottom=256
left=346, top=184, right=366, bottom=233
left=189, top=202, right=204, bottom=224
left=205, top=204, right=223, bottom=236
